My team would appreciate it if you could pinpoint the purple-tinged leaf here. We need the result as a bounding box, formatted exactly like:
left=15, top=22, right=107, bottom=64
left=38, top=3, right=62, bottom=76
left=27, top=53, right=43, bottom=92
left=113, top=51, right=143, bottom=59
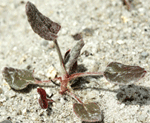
left=65, top=40, right=84, bottom=74
left=37, top=88, right=54, bottom=109
left=25, top=1, right=61, bottom=41
left=38, top=98, right=48, bottom=109
left=2, top=67, right=34, bottom=90
left=104, top=62, right=147, bottom=85
left=64, top=49, right=77, bottom=75
left=73, top=103, right=102, bottom=122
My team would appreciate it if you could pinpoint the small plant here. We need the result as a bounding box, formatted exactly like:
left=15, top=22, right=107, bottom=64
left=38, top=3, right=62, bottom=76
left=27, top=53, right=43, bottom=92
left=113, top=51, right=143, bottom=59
left=2, top=1, right=147, bottom=122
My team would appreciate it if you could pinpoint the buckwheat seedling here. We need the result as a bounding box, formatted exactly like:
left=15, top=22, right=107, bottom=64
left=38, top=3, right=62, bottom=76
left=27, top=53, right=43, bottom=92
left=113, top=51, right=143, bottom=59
left=2, top=1, right=147, bottom=122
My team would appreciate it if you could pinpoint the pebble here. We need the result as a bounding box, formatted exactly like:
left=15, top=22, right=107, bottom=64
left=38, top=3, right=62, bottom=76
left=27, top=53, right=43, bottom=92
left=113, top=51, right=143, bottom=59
left=22, top=108, right=27, bottom=115
left=6, top=90, right=16, bottom=98
left=137, top=112, right=147, bottom=122
left=117, top=40, right=124, bottom=44
left=0, top=88, right=3, bottom=94
left=0, top=94, right=6, bottom=102
left=120, top=103, right=125, bottom=109
left=61, top=28, right=68, bottom=35
left=29, top=47, right=43, bottom=57
left=82, top=28, right=94, bottom=36
left=121, top=16, right=129, bottom=23
left=46, top=66, right=57, bottom=79
left=41, top=40, right=48, bottom=46
left=138, top=8, right=145, bottom=13
left=85, top=90, right=98, bottom=100
left=141, top=52, right=149, bottom=58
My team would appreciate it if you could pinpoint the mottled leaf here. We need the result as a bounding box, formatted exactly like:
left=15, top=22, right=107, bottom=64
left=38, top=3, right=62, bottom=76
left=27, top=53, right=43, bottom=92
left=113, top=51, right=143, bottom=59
left=26, top=1, right=61, bottom=41
left=65, top=40, right=84, bottom=74
left=104, top=62, right=147, bottom=85
left=73, top=103, right=102, bottom=122
left=2, top=67, right=34, bottom=90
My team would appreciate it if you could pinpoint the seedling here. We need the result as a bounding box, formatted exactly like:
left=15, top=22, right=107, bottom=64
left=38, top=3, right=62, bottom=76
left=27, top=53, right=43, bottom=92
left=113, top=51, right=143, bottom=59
left=2, top=1, right=147, bottom=122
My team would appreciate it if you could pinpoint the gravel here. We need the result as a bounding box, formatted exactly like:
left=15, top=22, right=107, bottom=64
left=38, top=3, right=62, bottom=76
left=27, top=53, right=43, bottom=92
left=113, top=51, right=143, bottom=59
left=0, top=0, right=150, bottom=123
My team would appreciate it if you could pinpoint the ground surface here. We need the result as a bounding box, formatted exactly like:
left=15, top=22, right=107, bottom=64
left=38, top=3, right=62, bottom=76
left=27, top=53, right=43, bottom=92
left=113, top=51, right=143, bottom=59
left=0, top=0, right=150, bottom=123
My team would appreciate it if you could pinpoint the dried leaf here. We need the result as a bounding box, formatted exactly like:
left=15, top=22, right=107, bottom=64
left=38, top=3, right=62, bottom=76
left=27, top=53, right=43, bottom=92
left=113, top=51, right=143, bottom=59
left=104, top=62, right=147, bottom=85
left=26, top=1, right=61, bottom=41
left=65, top=40, right=84, bottom=73
left=2, top=67, right=34, bottom=90
left=73, top=103, right=103, bottom=122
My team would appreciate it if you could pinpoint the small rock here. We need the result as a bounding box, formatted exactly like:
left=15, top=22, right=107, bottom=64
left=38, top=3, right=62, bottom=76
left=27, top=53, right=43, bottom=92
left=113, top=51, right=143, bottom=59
left=121, top=16, right=129, bottom=23
left=82, top=50, right=91, bottom=57
left=41, top=40, right=48, bottom=46
left=29, top=47, right=43, bottom=57
left=60, top=97, right=65, bottom=105
left=138, top=8, right=145, bottom=13
left=117, top=40, right=124, bottom=44
left=141, top=52, right=149, bottom=58
left=72, top=33, right=82, bottom=40
left=120, top=103, right=125, bottom=109
left=0, top=94, right=7, bottom=102
left=0, top=3, right=7, bottom=7
left=82, top=28, right=94, bottom=36
left=20, top=1, right=25, bottom=4
left=19, top=55, right=27, bottom=64
left=22, top=108, right=27, bottom=115
left=137, top=113, right=147, bottom=122
left=107, top=39, right=113, bottom=44
left=85, top=90, right=98, bottom=100
left=48, top=42, right=55, bottom=49
left=26, top=65, right=32, bottom=70
left=61, top=28, right=68, bottom=35
left=0, top=88, right=3, bottom=94
left=6, top=90, right=16, bottom=98
left=46, top=66, right=57, bottom=79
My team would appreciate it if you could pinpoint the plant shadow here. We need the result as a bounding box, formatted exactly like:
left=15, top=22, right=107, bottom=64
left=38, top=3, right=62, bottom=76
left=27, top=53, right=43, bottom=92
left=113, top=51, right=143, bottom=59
left=11, top=84, right=38, bottom=93
left=116, top=84, right=150, bottom=106
left=12, top=83, right=57, bottom=94
left=81, top=84, right=150, bottom=106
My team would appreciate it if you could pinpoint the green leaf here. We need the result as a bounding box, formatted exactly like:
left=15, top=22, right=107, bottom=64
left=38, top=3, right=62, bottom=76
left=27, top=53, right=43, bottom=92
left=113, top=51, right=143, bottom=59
left=2, top=67, right=34, bottom=90
left=73, top=103, right=102, bottom=122
left=104, top=62, right=147, bottom=85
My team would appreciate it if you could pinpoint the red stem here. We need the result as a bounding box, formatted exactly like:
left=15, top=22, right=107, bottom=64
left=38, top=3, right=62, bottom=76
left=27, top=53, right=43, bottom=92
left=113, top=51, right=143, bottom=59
left=69, top=72, right=103, bottom=80
left=35, top=77, right=62, bottom=84
left=66, top=91, right=83, bottom=104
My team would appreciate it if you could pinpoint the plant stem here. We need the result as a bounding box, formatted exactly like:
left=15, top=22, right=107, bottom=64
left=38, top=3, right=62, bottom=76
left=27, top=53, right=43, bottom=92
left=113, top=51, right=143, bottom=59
left=66, top=91, right=83, bottom=104
left=123, top=0, right=132, bottom=10
left=53, top=39, right=68, bottom=76
left=69, top=72, right=104, bottom=80
left=34, top=77, right=61, bottom=84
